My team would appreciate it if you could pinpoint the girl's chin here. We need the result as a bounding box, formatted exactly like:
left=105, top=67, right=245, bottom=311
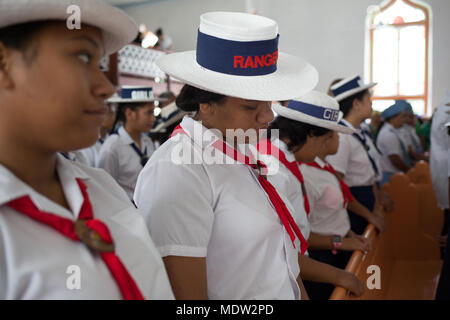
left=70, top=133, right=99, bottom=150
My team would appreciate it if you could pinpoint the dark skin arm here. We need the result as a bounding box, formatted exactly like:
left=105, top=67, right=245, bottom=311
left=375, top=187, right=394, bottom=212
left=308, top=232, right=371, bottom=252
left=347, top=198, right=386, bottom=232
left=388, top=154, right=410, bottom=173
left=296, top=274, right=310, bottom=300
left=334, top=171, right=387, bottom=231
left=162, top=256, right=208, bottom=300
left=408, top=146, right=429, bottom=162
left=298, top=254, right=364, bottom=297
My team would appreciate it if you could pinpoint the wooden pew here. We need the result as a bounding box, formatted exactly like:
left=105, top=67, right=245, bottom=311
left=407, top=161, right=444, bottom=239
left=330, top=166, right=443, bottom=300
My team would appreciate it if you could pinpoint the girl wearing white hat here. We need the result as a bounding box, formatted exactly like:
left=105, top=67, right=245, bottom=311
left=97, top=86, right=157, bottom=200
left=134, top=11, right=318, bottom=299
left=256, top=91, right=368, bottom=300
left=327, top=76, right=386, bottom=235
left=0, top=0, right=173, bottom=299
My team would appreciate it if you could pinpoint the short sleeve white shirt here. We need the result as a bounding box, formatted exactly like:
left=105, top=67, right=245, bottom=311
left=256, top=138, right=310, bottom=242
left=398, top=125, right=413, bottom=150
left=0, top=155, right=174, bottom=299
left=408, top=125, right=423, bottom=153
left=300, top=158, right=351, bottom=237
left=134, top=116, right=302, bottom=300
left=363, top=130, right=383, bottom=183
left=377, top=122, right=407, bottom=174
left=98, top=127, right=155, bottom=200
left=326, top=119, right=376, bottom=187
left=400, top=125, right=424, bottom=154
left=78, top=137, right=105, bottom=167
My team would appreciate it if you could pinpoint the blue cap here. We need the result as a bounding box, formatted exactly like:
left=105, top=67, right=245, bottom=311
left=395, top=100, right=413, bottom=113
left=382, top=101, right=407, bottom=120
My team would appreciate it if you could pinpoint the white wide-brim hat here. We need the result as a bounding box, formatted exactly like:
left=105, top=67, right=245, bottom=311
left=156, top=12, right=318, bottom=102
left=151, top=102, right=189, bottom=133
left=0, top=0, right=137, bottom=55
left=272, top=91, right=355, bottom=134
left=330, top=75, right=377, bottom=102
left=107, top=86, right=167, bottom=104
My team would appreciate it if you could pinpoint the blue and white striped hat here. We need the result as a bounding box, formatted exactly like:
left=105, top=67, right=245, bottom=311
left=330, top=75, right=377, bottom=102
left=156, top=11, right=318, bottom=101
left=107, top=86, right=166, bottom=103
left=272, top=91, right=355, bottom=134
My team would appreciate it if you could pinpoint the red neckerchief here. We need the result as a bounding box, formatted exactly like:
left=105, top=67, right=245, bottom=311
left=304, top=161, right=354, bottom=207
left=257, top=139, right=310, bottom=216
left=7, top=179, right=145, bottom=300
left=171, top=125, right=308, bottom=254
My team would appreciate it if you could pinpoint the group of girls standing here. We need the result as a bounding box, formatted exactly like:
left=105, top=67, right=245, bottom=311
left=1, top=0, right=393, bottom=300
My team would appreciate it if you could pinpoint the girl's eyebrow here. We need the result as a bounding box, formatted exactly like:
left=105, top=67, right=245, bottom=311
left=70, top=35, right=105, bottom=55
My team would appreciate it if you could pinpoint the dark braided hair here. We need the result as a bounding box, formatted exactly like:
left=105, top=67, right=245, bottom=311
left=269, top=116, right=330, bottom=152
left=176, top=85, right=226, bottom=112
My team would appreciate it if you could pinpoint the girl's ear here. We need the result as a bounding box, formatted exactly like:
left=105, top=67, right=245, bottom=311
left=124, top=107, right=135, bottom=121
left=198, top=102, right=216, bottom=116
left=0, top=43, right=14, bottom=90
left=352, top=97, right=361, bottom=112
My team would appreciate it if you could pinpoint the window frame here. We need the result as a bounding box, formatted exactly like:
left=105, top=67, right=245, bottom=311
left=368, top=0, right=431, bottom=115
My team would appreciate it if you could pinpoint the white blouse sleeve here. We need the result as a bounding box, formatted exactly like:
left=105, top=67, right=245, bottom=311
left=378, top=130, right=403, bottom=157
left=134, top=160, right=214, bottom=258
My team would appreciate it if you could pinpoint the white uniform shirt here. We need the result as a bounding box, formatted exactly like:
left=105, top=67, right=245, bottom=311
left=300, top=158, right=351, bottom=237
left=98, top=127, right=155, bottom=200
left=377, top=122, right=408, bottom=174
left=78, top=136, right=107, bottom=167
left=398, top=126, right=412, bottom=149
left=256, top=138, right=310, bottom=242
left=399, top=125, right=422, bottom=153
left=430, top=92, right=450, bottom=209
left=326, top=119, right=377, bottom=187
left=365, top=134, right=383, bottom=183
left=134, top=116, right=302, bottom=300
left=0, top=155, right=174, bottom=299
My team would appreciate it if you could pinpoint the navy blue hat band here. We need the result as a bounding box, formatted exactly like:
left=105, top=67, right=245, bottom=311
left=196, top=30, right=279, bottom=76
left=121, top=87, right=153, bottom=100
left=332, top=76, right=361, bottom=97
left=287, top=100, right=340, bottom=122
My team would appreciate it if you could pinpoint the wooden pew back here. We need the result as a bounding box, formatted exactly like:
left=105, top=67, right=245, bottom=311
left=330, top=162, right=443, bottom=300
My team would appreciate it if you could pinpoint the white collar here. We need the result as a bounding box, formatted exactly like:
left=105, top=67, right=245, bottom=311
left=0, top=154, right=90, bottom=220
left=384, top=122, right=395, bottom=131
left=314, top=156, right=326, bottom=168
left=118, top=126, right=145, bottom=147
left=179, top=116, right=249, bottom=152
left=272, top=138, right=296, bottom=162
left=341, top=118, right=356, bottom=130
left=179, top=116, right=270, bottom=162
